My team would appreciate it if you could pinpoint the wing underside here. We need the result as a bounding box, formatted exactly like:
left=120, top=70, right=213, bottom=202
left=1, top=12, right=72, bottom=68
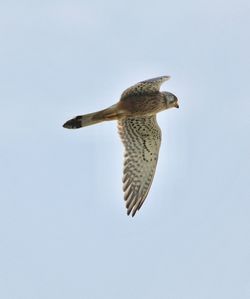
left=120, top=76, right=170, bottom=99
left=118, top=116, right=162, bottom=216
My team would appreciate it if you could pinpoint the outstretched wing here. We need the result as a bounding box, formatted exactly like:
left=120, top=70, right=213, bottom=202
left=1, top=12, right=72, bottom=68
left=118, top=116, right=162, bottom=216
left=120, top=76, right=170, bottom=100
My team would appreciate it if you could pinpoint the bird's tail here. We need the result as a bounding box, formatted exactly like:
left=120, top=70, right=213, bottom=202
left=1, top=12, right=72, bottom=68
left=63, top=104, right=120, bottom=129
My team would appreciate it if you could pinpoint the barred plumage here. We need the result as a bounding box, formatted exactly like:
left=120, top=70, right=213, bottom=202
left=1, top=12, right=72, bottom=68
left=63, top=76, right=179, bottom=216
left=118, top=116, right=161, bottom=216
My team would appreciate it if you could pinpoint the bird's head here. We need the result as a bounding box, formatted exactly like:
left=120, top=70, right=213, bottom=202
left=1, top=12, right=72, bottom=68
left=162, top=92, right=179, bottom=109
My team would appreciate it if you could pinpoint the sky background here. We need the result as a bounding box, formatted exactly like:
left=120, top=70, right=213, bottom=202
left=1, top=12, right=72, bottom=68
left=1, top=1, right=250, bottom=298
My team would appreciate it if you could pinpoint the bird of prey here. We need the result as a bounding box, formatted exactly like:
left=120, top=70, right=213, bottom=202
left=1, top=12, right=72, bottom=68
left=63, top=76, right=179, bottom=216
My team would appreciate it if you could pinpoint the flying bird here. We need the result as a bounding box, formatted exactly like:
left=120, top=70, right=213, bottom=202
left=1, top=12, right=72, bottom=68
left=63, top=76, right=179, bottom=216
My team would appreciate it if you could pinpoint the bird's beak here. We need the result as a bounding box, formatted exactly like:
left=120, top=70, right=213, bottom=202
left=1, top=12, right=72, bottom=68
left=176, top=102, right=179, bottom=109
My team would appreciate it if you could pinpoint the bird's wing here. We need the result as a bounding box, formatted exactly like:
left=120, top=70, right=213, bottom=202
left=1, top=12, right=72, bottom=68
left=120, top=76, right=170, bottom=100
left=118, top=115, right=162, bottom=216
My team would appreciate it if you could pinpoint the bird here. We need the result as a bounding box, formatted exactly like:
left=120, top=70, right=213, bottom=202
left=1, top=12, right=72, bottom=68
left=63, top=76, right=179, bottom=216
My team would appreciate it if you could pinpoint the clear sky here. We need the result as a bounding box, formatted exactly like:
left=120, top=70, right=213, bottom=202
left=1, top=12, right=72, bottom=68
left=1, top=1, right=250, bottom=298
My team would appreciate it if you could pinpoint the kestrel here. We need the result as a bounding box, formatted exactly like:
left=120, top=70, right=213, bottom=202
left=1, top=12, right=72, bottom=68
left=63, top=76, right=179, bottom=216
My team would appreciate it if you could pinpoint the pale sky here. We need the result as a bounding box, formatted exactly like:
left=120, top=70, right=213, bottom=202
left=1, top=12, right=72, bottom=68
left=1, top=1, right=250, bottom=298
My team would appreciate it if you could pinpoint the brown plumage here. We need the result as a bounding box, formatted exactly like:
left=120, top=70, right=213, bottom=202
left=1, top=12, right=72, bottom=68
left=63, top=76, right=179, bottom=216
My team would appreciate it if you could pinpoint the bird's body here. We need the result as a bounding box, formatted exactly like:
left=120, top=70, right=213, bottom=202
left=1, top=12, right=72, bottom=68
left=63, top=76, right=179, bottom=216
left=120, top=93, right=167, bottom=116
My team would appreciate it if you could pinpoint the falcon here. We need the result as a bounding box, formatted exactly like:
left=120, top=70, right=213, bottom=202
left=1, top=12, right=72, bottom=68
left=63, top=76, right=179, bottom=216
